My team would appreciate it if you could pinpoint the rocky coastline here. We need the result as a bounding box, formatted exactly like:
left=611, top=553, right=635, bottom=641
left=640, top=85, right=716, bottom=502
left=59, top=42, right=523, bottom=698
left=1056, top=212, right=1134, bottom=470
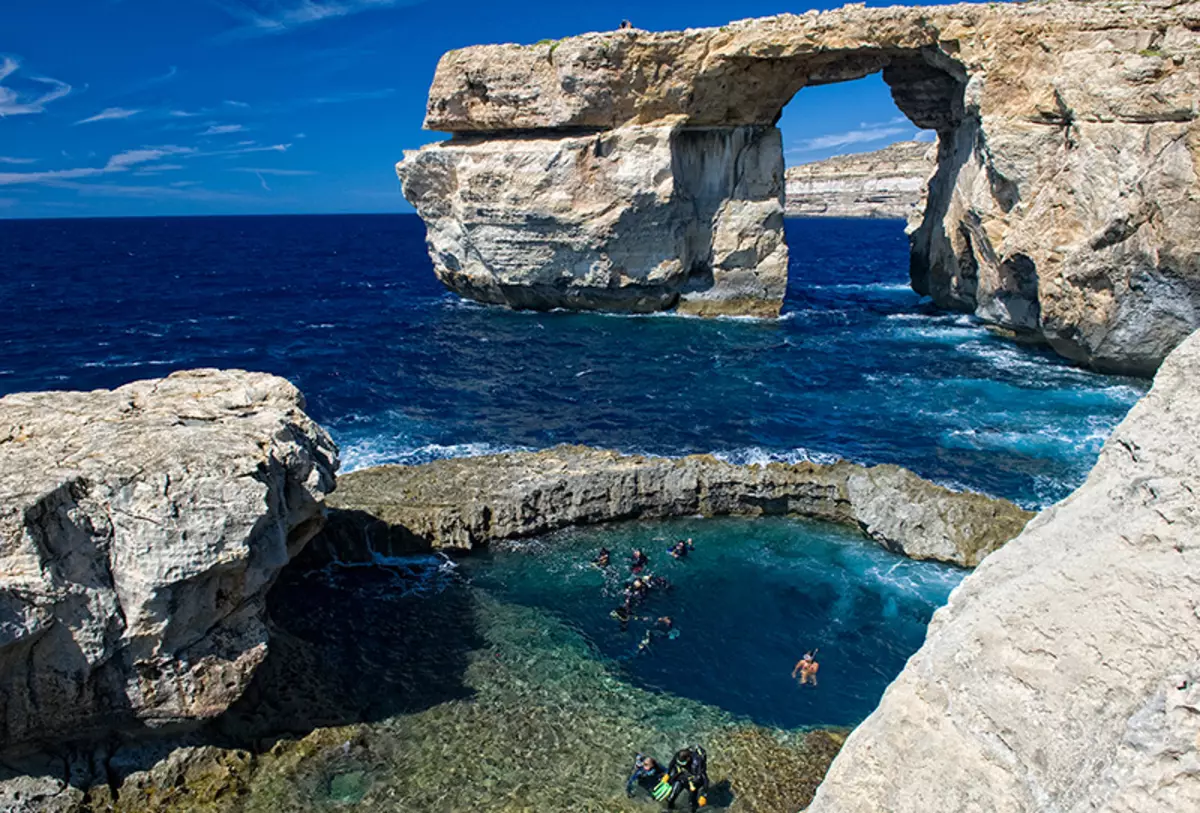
left=399, top=0, right=1200, bottom=374
left=306, top=445, right=1032, bottom=569
left=784, top=141, right=934, bottom=220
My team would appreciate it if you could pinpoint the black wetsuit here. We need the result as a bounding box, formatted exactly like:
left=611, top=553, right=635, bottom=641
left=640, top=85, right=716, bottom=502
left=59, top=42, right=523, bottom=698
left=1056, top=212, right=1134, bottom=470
left=630, top=551, right=649, bottom=572
left=667, top=747, right=709, bottom=811
left=626, top=756, right=667, bottom=797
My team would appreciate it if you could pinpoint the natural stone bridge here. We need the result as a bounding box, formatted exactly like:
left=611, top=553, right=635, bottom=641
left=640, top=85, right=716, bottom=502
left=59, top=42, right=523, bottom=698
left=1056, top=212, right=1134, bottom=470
left=398, top=0, right=1199, bottom=374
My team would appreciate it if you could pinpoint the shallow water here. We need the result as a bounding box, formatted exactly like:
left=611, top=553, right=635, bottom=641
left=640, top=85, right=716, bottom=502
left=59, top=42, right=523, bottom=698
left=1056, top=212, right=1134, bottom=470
left=218, top=517, right=945, bottom=811
left=0, top=215, right=1145, bottom=507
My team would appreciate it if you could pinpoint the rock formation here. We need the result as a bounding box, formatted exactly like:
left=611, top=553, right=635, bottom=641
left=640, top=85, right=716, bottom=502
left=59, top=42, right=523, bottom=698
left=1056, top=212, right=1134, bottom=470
left=303, top=446, right=1032, bottom=568
left=784, top=140, right=934, bottom=219
left=0, top=370, right=338, bottom=752
left=398, top=0, right=1200, bottom=372
left=807, top=328, right=1200, bottom=812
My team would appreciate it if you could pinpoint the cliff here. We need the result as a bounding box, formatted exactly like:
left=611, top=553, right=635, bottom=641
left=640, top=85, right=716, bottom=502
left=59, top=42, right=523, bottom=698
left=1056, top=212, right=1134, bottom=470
left=302, top=446, right=1032, bottom=568
left=807, top=328, right=1200, bottom=812
left=784, top=141, right=934, bottom=219
left=0, top=370, right=337, bottom=752
left=398, top=0, right=1200, bottom=373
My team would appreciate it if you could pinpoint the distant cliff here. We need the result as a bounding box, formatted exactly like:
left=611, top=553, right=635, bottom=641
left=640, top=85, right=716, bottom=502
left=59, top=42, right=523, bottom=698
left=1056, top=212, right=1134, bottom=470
left=784, top=141, right=934, bottom=219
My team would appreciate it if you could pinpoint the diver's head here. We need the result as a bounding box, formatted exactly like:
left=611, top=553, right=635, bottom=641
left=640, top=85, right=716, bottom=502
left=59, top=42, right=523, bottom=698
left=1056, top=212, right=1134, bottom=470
left=642, top=756, right=656, bottom=769
left=678, top=748, right=693, bottom=762
left=633, top=578, right=644, bottom=587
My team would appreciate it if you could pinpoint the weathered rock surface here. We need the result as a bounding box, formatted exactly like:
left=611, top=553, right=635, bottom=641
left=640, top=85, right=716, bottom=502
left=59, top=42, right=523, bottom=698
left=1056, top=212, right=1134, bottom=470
left=807, top=328, right=1200, bottom=812
left=0, top=370, right=337, bottom=752
left=306, top=446, right=1031, bottom=568
left=784, top=140, right=935, bottom=219
left=399, top=0, right=1200, bottom=372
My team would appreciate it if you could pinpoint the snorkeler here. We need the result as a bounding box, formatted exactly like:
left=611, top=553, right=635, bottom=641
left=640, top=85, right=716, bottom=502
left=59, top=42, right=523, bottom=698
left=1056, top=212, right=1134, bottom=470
left=648, top=574, right=672, bottom=592
left=592, top=547, right=611, bottom=567
left=624, top=577, right=649, bottom=606
left=667, top=745, right=710, bottom=811
left=630, top=548, right=649, bottom=572
left=792, top=650, right=820, bottom=686
left=626, top=754, right=670, bottom=800
left=610, top=602, right=634, bottom=631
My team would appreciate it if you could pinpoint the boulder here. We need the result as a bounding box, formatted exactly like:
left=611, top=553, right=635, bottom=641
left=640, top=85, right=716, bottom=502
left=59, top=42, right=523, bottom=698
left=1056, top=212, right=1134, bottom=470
left=807, top=328, right=1200, bottom=812
left=0, top=370, right=337, bottom=751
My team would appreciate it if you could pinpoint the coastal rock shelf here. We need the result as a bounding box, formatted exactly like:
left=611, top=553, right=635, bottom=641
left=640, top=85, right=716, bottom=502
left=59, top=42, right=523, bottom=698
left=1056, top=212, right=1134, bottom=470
left=307, top=446, right=1033, bottom=568
left=784, top=141, right=935, bottom=220
left=398, top=0, right=1200, bottom=373
left=808, top=329, right=1200, bottom=812
left=0, top=370, right=337, bottom=752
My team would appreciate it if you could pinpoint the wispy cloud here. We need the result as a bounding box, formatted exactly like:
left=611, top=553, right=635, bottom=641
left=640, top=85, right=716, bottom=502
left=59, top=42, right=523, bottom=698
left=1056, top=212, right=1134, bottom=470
left=75, top=107, right=142, bottom=125
left=786, top=121, right=914, bottom=155
left=0, top=156, right=37, bottom=165
left=308, top=88, right=394, bottom=105
left=224, top=99, right=250, bottom=108
left=132, top=163, right=186, bottom=175
left=201, top=123, right=246, bottom=135
left=46, top=179, right=252, bottom=202
left=120, top=65, right=178, bottom=97
left=0, top=56, right=72, bottom=117
left=200, top=142, right=290, bottom=158
left=231, top=167, right=315, bottom=175
left=0, top=146, right=195, bottom=186
left=215, top=0, right=416, bottom=38
left=170, top=109, right=201, bottom=118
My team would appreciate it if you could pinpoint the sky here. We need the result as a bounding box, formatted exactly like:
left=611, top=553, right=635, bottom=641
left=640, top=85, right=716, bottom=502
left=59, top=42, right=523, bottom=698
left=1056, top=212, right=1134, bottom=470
left=0, top=0, right=974, bottom=219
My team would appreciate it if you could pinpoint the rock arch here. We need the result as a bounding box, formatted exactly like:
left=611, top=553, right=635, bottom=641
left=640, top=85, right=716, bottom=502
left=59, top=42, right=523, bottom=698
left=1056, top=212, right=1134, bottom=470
left=398, top=2, right=1200, bottom=374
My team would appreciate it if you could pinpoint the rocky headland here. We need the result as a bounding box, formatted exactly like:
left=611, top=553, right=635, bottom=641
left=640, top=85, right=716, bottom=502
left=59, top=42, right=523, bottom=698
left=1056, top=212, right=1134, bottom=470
left=807, top=328, right=1200, bottom=812
left=0, top=370, right=338, bottom=754
left=398, top=0, right=1200, bottom=373
left=784, top=141, right=934, bottom=219
left=307, top=446, right=1032, bottom=569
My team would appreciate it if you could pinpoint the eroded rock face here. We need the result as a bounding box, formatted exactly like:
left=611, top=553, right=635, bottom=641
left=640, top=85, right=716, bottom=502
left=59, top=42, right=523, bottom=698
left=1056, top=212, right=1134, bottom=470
left=399, top=0, right=1200, bottom=371
left=807, top=328, right=1200, bottom=812
left=0, top=370, right=338, bottom=751
left=304, top=446, right=1032, bottom=568
left=784, top=141, right=935, bottom=219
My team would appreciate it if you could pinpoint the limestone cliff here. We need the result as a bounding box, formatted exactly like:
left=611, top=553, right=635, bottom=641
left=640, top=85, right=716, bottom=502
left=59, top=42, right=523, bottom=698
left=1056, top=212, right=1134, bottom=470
left=398, top=0, right=1200, bottom=372
left=785, top=141, right=935, bottom=219
left=807, top=328, right=1200, bottom=812
left=302, top=446, right=1032, bottom=568
left=0, top=370, right=337, bottom=751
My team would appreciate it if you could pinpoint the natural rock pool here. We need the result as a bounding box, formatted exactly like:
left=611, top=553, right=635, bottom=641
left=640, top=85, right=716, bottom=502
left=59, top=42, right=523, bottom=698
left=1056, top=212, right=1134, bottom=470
left=212, top=517, right=961, bottom=811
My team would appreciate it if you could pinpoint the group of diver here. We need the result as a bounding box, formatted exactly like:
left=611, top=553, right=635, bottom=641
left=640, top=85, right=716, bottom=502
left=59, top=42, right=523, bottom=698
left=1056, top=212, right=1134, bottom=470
left=592, top=540, right=711, bottom=808
left=627, top=746, right=711, bottom=810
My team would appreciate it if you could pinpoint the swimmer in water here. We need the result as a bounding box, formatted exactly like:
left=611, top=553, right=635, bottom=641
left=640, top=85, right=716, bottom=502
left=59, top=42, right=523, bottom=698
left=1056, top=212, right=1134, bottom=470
left=792, top=650, right=820, bottom=686
left=630, top=548, right=649, bottom=573
left=592, top=547, right=611, bottom=567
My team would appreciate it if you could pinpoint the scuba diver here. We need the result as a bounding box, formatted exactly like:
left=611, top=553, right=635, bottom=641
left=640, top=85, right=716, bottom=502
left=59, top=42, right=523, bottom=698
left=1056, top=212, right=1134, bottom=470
left=630, top=548, right=649, bottom=573
left=669, top=538, right=695, bottom=559
left=636, top=616, right=679, bottom=656
left=610, top=602, right=634, bottom=632
left=624, top=577, right=649, bottom=606
left=626, top=754, right=671, bottom=801
left=648, top=574, right=673, bottom=592
left=592, top=547, right=611, bottom=568
left=667, top=745, right=709, bottom=810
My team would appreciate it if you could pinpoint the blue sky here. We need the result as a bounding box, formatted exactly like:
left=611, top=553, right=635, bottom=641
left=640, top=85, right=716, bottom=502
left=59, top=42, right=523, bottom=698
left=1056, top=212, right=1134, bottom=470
left=1, top=0, right=965, bottom=219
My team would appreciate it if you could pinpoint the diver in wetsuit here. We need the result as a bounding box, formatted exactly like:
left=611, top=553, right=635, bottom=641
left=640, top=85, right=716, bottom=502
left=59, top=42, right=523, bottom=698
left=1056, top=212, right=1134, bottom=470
left=593, top=547, right=611, bottom=567
left=630, top=548, right=649, bottom=573
left=669, top=538, right=694, bottom=559
left=626, top=754, right=669, bottom=799
left=667, top=746, right=709, bottom=811
left=611, top=602, right=634, bottom=631
left=624, top=577, right=649, bottom=606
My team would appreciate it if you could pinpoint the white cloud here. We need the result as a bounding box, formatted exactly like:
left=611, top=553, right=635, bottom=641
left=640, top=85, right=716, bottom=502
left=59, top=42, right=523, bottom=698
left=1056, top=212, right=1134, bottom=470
left=0, top=156, right=37, bottom=164
left=198, top=142, right=291, bottom=158
left=132, top=164, right=186, bottom=175
left=0, top=146, right=194, bottom=186
left=913, top=130, right=937, bottom=143
left=0, top=56, right=72, bottom=117
left=786, top=122, right=913, bottom=155
left=224, top=99, right=250, bottom=108
left=201, top=123, right=246, bottom=135
left=170, top=109, right=201, bottom=117
left=308, top=88, right=393, bottom=105
left=75, top=107, right=142, bottom=125
left=216, top=0, right=413, bottom=38
left=230, top=167, right=315, bottom=175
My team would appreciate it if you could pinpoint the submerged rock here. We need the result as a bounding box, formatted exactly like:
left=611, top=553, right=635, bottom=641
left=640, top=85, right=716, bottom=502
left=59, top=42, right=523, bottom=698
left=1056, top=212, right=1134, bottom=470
left=399, top=1, right=1200, bottom=372
left=807, top=328, right=1200, bottom=811
left=310, top=446, right=1032, bottom=568
left=0, top=370, right=337, bottom=752
left=784, top=141, right=935, bottom=220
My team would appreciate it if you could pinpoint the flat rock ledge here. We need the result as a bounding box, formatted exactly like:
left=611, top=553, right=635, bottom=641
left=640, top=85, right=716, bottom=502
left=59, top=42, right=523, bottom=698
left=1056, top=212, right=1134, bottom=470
left=308, top=446, right=1032, bottom=569
left=0, top=370, right=338, bottom=753
left=807, top=329, right=1200, bottom=812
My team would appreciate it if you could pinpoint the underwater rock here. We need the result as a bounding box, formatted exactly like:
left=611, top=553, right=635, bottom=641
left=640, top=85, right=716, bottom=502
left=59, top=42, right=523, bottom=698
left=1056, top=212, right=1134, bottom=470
left=400, top=1, right=1200, bottom=372
left=784, top=141, right=935, bottom=220
left=0, top=369, right=338, bottom=752
left=808, top=328, right=1200, bottom=812
left=309, top=446, right=1031, bottom=567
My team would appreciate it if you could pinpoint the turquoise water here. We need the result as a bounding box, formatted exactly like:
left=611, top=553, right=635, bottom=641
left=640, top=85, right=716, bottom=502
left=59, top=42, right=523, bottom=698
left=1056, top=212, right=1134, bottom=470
left=459, top=517, right=964, bottom=729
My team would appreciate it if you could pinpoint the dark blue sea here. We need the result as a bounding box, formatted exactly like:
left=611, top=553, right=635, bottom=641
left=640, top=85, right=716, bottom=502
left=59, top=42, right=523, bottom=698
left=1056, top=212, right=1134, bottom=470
left=0, top=213, right=1143, bottom=508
